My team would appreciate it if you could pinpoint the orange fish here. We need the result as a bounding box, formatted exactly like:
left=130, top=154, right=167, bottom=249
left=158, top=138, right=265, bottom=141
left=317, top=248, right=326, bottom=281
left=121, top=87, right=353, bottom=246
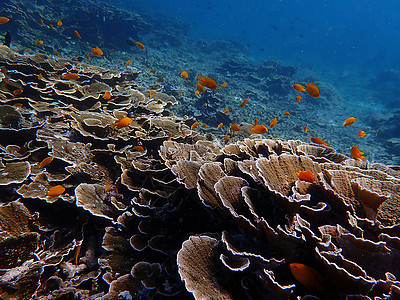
left=53, top=50, right=60, bottom=55
left=283, top=112, right=290, bottom=116
left=57, top=20, right=62, bottom=26
left=310, top=137, right=328, bottom=147
left=306, top=82, right=320, bottom=97
left=91, top=47, right=103, bottom=56
left=125, top=59, right=132, bottom=66
left=290, top=263, right=324, bottom=292
left=343, top=117, right=356, bottom=127
left=255, top=118, right=258, bottom=126
left=150, top=69, right=156, bottom=73
left=46, top=185, right=65, bottom=198
left=250, top=124, right=268, bottom=134
left=39, top=156, right=54, bottom=168
left=62, top=73, right=80, bottom=80
left=296, top=170, right=314, bottom=183
left=199, top=76, right=218, bottom=89
left=223, top=108, right=230, bottom=113
left=358, top=130, right=366, bottom=138
left=136, top=41, right=145, bottom=49
left=156, top=78, right=165, bottom=82
left=35, top=40, right=44, bottom=45
left=74, top=244, right=82, bottom=265
left=376, top=129, right=379, bottom=136
left=85, top=53, right=90, bottom=60
left=296, top=95, right=301, bottom=103
left=73, top=30, right=81, bottom=38
left=304, top=126, right=308, bottom=133
left=112, top=117, right=132, bottom=129
left=103, top=91, right=111, bottom=100
left=202, top=123, right=207, bottom=128
left=38, top=73, right=43, bottom=80
left=350, top=145, right=365, bottom=160
left=180, top=71, right=188, bottom=79
left=24, top=48, right=31, bottom=52
left=39, top=18, right=44, bottom=26
left=149, top=90, right=154, bottom=98
left=182, top=129, right=187, bottom=136
left=196, top=74, right=202, bottom=81
left=217, top=123, right=223, bottom=129
left=13, top=103, right=23, bottom=109
left=240, top=96, right=249, bottom=108
left=134, top=145, right=145, bottom=152
left=185, top=80, right=191, bottom=83
left=191, top=121, right=200, bottom=129
left=0, top=17, right=10, bottom=24
left=196, top=82, right=205, bottom=93
left=292, top=84, right=306, bottom=92
left=48, top=24, right=54, bottom=29
left=195, top=90, right=200, bottom=95
left=220, top=82, right=227, bottom=88
left=222, top=134, right=231, bottom=141
left=230, top=124, right=241, bottom=131
left=270, top=118, right=277, bottom=128
left=13, top=89, right=23, bottom=96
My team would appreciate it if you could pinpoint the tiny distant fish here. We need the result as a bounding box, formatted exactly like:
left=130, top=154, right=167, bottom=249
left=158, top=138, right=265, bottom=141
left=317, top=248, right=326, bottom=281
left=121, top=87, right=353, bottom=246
left=283, top=112, right=290, bottom=116
left=304, top=125, right=308, bottom=133
left=358, top=130, right=366, bottom=138
left=149, top=69, right=156, bottom=73
left=270, top=118, right=277, bottom=128
left=376, top=129, right=379, bottom=136
left=73, top=30, right=81, bottom=39
left=156, top=78, right=165, bottom=82
left=202, top=123, right=207, bottom=128
left=182, top=129, right=187, bottom=136
left=48, top=24, right=54, bottom=29
left=191, top=121, right=200, bottom=129
left=223, top=108, right=230, bottom=113
left=196, top=82, right=205, bottom=93
left=125, top=59, right=132, bottom=66
left=134, top=145, right=145, bottom=152
left=103, top=91, right=111, bottom=100
left=149, top=90, right=154, bottom=98
left=39, top=18, right=44, bottom=26
left=13, top=89, right=23, bottom=96
left=57, top=20, right=62, bottom=26
left=0, top=17, right=10, bottom=25
left=217, top=123, right=223, bottom=129
left=35, top=40, right=44, bottom=45
left=220, top=82, right=227, bottom=88
left=343, top=117, right=356, bottom=127
left=180, top=71, right=188, bottom=79
left=254, top=118, right=258, bottom=125
left=53, top=50, right=60, bottom=55
left=136, top=41, right=145, bottom=49
left=222, top=134, right=230, bottom=141
left=3, top=31, right=11, bottom=47
left=91, top=47, right=103, bottom=56
left=296, top=95, right=301, bottom=103
left=38, top=73, right=43, bottom=80
left=85, top=53, right=90, bottom=60
left=240, top=96, right=249, bottom=108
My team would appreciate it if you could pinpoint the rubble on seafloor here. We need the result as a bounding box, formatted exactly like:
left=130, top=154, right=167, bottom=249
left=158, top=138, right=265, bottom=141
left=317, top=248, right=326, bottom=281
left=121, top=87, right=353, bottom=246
left=0, top=46, right=400, bottom=299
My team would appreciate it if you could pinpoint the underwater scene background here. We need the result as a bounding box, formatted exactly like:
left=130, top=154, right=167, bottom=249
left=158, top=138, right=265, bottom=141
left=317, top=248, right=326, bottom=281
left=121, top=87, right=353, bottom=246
left=1, top=0, right=400, bottom=299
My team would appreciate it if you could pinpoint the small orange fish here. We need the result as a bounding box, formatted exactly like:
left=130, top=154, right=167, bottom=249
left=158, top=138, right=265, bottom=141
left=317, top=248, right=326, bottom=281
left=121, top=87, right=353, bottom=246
left=283, top=112, right=290, bottom=116
left=182, top=129, right=187, bottom=136
left=35, top=40, right=44, bottom=45
left=196, top=74, right=202, bottom=81
left=255, top=118, right=258, bottom=126
left=290, top=263, right=324, bottom=292
left=103, top=91, right=111, bottom=100
left=71, top=57, right=79, bottom=61
left=134, top=145, right=145, bottom=152
left=195, top=90, right=200, bottom=95
left=13, top=89, right=23, bottom=96
left=125, top=59, right=132, bottom=66
left=180, top=71, right=188, bottom=79
left=196, top=82, right=205, bottom=93
left=270, top=118, right=277, bottom=128
left=179, top=92, right=183, bottom=97
left=53, top=50, right=60, bottom=55
left=191, top=121, right=200, bottom=129
left=74, top=244, right=82, bottom=265
left=343, top=117, right=356, bottom=127
left=85, top=53, right=90, bottom=60
left=57, top=20, right=62, bottom=26
left=38, top=73, right=43, bottom=80
left=292, top=84, right=306, bottom=92
left=73, top=30, right=81, bottom=38
left=112, top=117, right=132, bottom=129
left=13, top=103, right=23, bottom=108
left=0, top=17, right=10, bottom=24
left=105, top=184, right=112, bottom=192
left=358, top=130, right=366, bottom=138
left=296, top=95, right=301, bottom=103
left=217, top=123, right=223, bottom=129
left=250, top=124, right=268, bottom=134
left=376, top=129, right=379, bottom=136
left=199, top=76, right=218, bottom=89
left=350, top=145, right=365, bottom=160
left=46, top=185, right=65, bottom=198
left=39, top=18, right=44, bottom=26
left=150, top=69, right=156, bottom=73
left=240, top=96, right=249, bottom=108
left=230, top=124, right=241, bottom=131
left=167, top=136, right=172, bottom=141
left=39, top=156, right=54, bottom=168
left=304, top=126, right=308, bottom=133
left=296, top=170, right=314, bottom=183
left=156, top=78, right=165, bottom=82
left=136, top=41, right=145, bottom=49
left=91, top=47, right=103, bottom=56
left=306, top=82, right=320, bottom=97
left=24, top=48, right=31, bottom=52
left=185, top=80, right=191, bottom=83
left=62, top=73, right=80, bottom=80
left=223, top=108, right=230, bottom=113
left=222, top=134, right=231, bottom=141
left=310, top=137, right=328, bottom=147
left=202, top=123, right=207, bottom=128
left=48, top=24, right=54, bottom=29
left=220, top=82, right=227, bottom=88
left=149, top=90, right=154, bottom=98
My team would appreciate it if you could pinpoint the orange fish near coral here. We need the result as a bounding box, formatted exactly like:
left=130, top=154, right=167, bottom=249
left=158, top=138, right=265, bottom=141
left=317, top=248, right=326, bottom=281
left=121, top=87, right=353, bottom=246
left=250, top=124, right=268, bottom=134
left=0, top=17, right=10, bottom=25
left=62, top=73, right=80, bottom=80
left=149, top=90, right=154, bottom=98
left=112, top=117, right=132, bottom=129
left=240, top=96, right=249, bottom=108
left=149, top=69, right=156, bottom=73
left=13, top=89, right=23, bottom=96
left=103, top=91, right=111, bottom=100
left=134, top=145, right=145, bottom=152
left=39, top=156, right=54, bottom=168
left=223, top=108, right=230, bottom=113
left=358, top=130, right=366, bottom=138
left=296, top=170, right=314, bottom=183
left=310, top=137, right=328, bottom=147
left=217, top=123, right=223, bottom=129
left=35, top=40, right=44, bottom=45
left=283, top=112, right=290, bottom=116
left=91, top=48, right=103, bottom=56
left=292, top=84, right=306, bottom=92
left=156, top=78, right=165, bottom=82
left=46, top=185, right=65, bottom=198
left=306, top=82, right=320, bottom=97
left=290, top=263, right=324, bottom=292
left=182, top=129, right=187, bottom=136
left=125, top=59, right=132, bottom=66
left=196, top=82, right=205, bottom=93
left=53, top=50, right=60, bottom=55
left=57, top=20, right=62, bottom=26
left=230, top=124, right=241, bottom=131
left=38, top=73, right=43, bottom=80
left=296, top=96, right=301, bottom=103
left=136, top=41, right=145, bottom=49
left=180, top=71, right=188, bottom=79
left=350, top=145, right=365, bottom=160
left=191, top=121, right=200, bottom=129
left=304, top=126, right=308, bottom=133
left=222, top=134, right=230, bottom=141
left=73, top=30, right=81, bottom=39
left=202, top=123, right=207, bottom=128
left=343, top=117, right=356, bottom=127
left=270, top=118, right=277, bottom=128
left=220, top=82, right=227, bottom=88
left=48, top=24, right=54, bottom=29
left=198, top=75, right=218, bottom=89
